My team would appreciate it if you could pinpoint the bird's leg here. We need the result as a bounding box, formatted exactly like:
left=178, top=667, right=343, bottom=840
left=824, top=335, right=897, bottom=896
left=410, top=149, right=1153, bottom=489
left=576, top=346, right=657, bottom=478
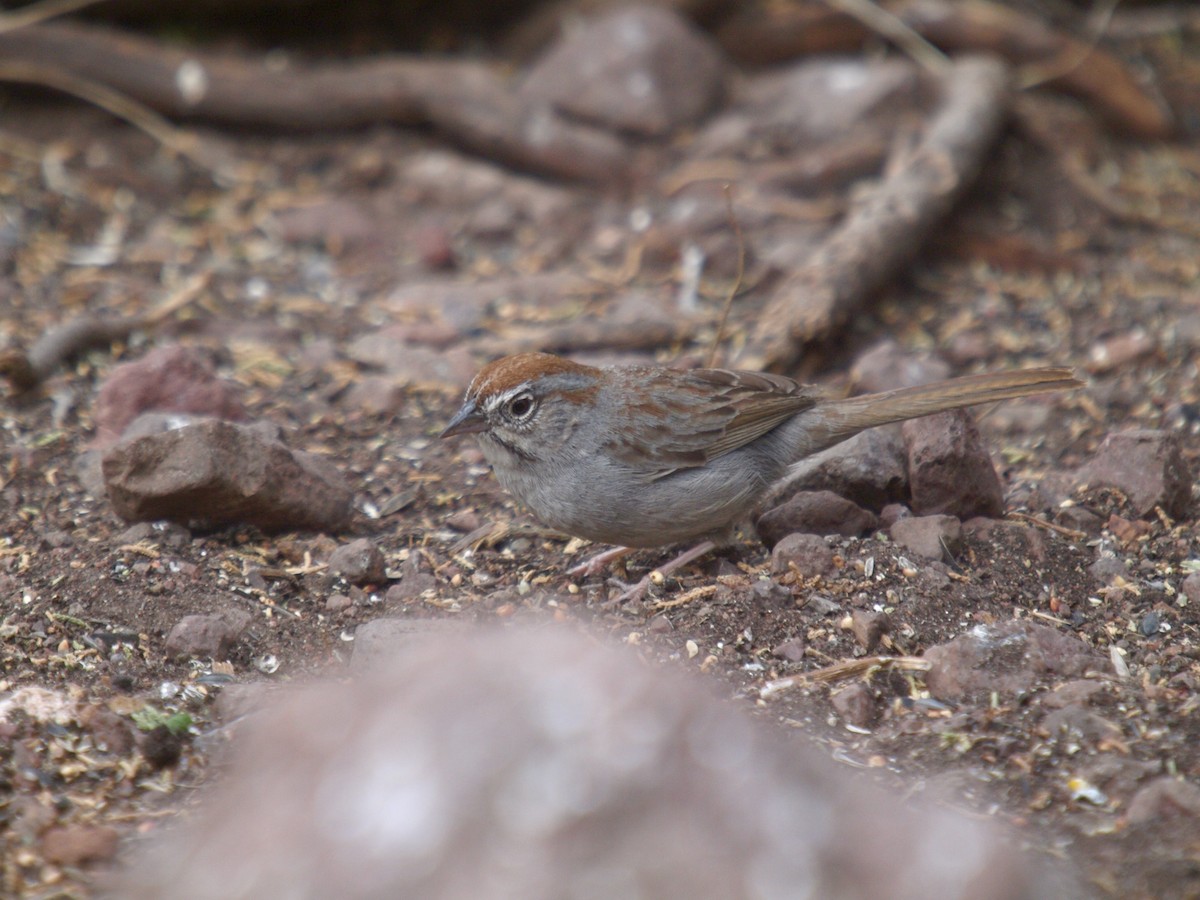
left=601, top=539, right=718, bottom=607
left=568, top=545, right=635, bottom=578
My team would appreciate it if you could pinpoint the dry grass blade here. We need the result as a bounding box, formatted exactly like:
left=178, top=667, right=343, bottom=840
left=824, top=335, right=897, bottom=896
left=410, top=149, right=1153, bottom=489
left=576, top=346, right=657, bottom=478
left=760, top=655, right=931, bottom=698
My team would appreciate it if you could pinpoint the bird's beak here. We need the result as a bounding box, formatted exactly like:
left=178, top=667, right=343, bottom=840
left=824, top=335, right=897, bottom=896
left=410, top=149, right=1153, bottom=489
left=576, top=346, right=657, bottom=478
left=440, top=401, right=487, bottom=438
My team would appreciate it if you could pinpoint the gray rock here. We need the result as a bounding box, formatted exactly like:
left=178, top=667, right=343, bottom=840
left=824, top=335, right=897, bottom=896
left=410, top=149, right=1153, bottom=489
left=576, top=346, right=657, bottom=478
left=117, top=628, right=1081, bottom=899
left=102, top=419, right=354, bottom=533
left=1088, top=555, right=1129, bottom=586
left=349, top=617, right=467, bottom=671
left=1041, top=705, right=1124, bottom=744
left=925, top=621, right=1109, bottom=702
left=521, top=6, right=726, bottom=137
left=1182, top=572, right=1200, bottom=606
left=851, top=340, right=950, bottom=393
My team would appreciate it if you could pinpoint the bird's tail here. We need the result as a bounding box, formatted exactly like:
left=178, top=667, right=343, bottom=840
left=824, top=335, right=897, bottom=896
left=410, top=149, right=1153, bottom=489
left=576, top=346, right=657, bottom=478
left=801, top=367, right=1082, bottom=454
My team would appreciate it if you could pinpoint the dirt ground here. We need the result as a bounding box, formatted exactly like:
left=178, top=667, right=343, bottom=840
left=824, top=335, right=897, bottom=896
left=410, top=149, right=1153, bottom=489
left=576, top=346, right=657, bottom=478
left=1, top=11, right=1200, bottom=897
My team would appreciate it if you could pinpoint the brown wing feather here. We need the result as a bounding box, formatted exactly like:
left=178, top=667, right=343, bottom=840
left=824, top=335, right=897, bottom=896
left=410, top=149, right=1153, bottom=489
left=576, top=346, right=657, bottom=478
left=603, top=367, right=818, bottom=480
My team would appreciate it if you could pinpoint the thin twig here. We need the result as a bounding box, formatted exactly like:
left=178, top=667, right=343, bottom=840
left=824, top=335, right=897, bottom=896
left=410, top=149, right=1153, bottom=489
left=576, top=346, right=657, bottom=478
left=0, top=61, right=235, bottom=179
left=1007, top=510, right=1087, bottom=540
left=823, top=0, right=951, bottom=75
left=705, top=184, right=745, bottom=368
left=1019, top=0, right=1122, bottom=89
left=760, top=655, right=931, bottom=698
left=0, top=0, right=107, bottom=35
left=649, top=584, right=719, bottom=611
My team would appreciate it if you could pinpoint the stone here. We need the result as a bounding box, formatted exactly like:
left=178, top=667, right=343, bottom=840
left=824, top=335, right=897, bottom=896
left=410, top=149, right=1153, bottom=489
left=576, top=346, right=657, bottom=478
left=757, top=491, right=878, bottom=545
left=770, top=533, right=835, bottom=577
left=385, top=575, right=438, bottom=605
left=1071, top=429, right=1192, bottom=518
left=349, top=618, right=467, bottom=671
left=890, top=515, right=962, bottom=562
left=165, top=611, right=252, bottom=660
left=1038, top=679, right=1106, bottom=709
left=116, top=629, right=1078, bottom=899
left=341, top=376, right=406, bottom=417
left=1041, top=705, right=1124, bottom=744
left=777, top=427, right=909, bottom=511
left=1126, top=776, right=1200, bottom=824
left=78, top=705, right=134, bottom=755
left=1087, top=555, right=1129, bottom=586
left=1182, top=572, right=1200, bottom=605
left=521, top=6, right=726, bottom=137
left=831, top=683, right=876, bottom=729
left=849, top=610, right=890, bottom=652
left=41, top=824, right=120, bottom=866
left=904, top=411, right=1005, bottom=519
left=1055, top=506, right=1103, bottom=536
left=925, top=621, right=1109, bottom=702
left=878, top=503, right=911, bottom=530
left=102, top=419, right=354, bottom=533
left=850, top=341, right=949, bottom=393
left=328, top=539, right=387, bottom=586
left=92, top=344, right=247, bottom=447
left=772, top=637, right=806, bottom=662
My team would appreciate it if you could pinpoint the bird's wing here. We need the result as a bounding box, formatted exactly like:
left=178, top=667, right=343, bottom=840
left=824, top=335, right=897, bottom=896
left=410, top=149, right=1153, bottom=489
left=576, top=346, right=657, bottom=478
left=603, top=367, right=820, bottom=481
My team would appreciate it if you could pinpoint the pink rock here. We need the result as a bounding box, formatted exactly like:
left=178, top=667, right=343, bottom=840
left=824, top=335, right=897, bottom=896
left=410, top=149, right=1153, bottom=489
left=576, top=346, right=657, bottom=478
left=116, top=629, right=1075, bottom=899
left=92, top=345, right=247, bottom=447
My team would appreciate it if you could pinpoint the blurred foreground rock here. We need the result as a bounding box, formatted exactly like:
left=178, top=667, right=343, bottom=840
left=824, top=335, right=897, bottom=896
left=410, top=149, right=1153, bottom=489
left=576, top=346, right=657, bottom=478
left=115, top=629, right=1082, bottom=900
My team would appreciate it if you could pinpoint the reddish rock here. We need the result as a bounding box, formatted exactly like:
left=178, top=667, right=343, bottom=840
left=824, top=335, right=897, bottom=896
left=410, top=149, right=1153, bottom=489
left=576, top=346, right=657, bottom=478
left=341, top=376, right=406, bottom=417
left=328, top=538, right=387, bottom=586
left=1071, top=429, right=1192, bottom=518
left=757, top=490, right=878, bottom=544
left=78, top=705, right=134, bottom=755
left=831, top=683, right=876, bottom=728
left=1041, top=705, right=1124, bottom=745
left=772, top=637, right=806, bottom=662
left=165, top=611, right=251, bottom=660
left=925, top=621, right=1109, bottom=702
left=1126, top=776, right=1200, bottom=824
left=770, top=533, right=835, bottom=577
left=779, top=427, right=909, bottom=511
left=92, top=345, right=247, bottom=447
left=903, top=411, right=1005, bottom=519
left=878, top=503, right=911, bottom=530
left=890, top=515, right=962, bottom=562
left=521, top=6, right=726, bottom=137
left=849, top=610, right=891, bottom=652
left=102, top=419, right=354, bottom=533
left=42, top=824, right=120, bottom=866
left=1182, top=572, right=1200, bottom=606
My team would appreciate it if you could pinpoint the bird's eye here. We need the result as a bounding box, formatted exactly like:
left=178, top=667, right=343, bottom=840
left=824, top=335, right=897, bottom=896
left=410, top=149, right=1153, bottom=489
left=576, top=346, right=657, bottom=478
left=507, top=393, right=536, bottom=420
